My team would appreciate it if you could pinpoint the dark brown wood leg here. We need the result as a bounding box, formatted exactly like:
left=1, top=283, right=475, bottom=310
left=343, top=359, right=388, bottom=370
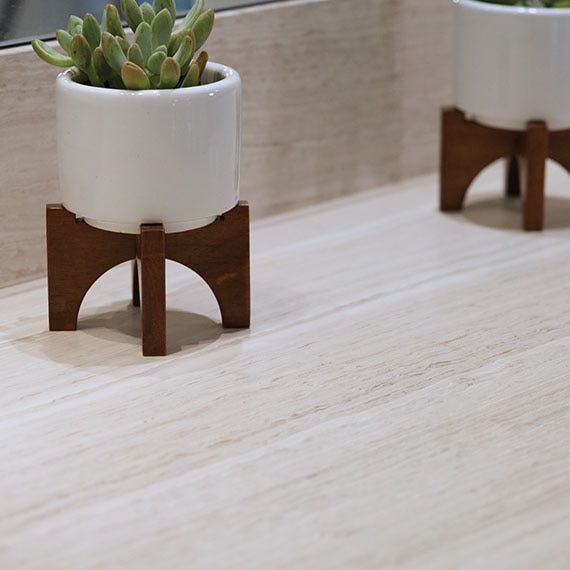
left=211, top=203, right=250, bottom=329
left=46, top=204, right=136, bottom=331
left=166, top=201, right=251, bottom=329
left=440, top=107, right=521, bottom=211
left=132, top=259, right=140, bottom=307
left=440, top=108, right=471, bottom=211
left=46, top=202, right=250, bottom=356
left=138, top=225, right=167, bottom=357
left=438, top=107, right=570, bottom=231
left=505, top=156, right=521, bottom=197
left=440, top=107, right=520, bottom=211
left=520, top=121, right=548, bottom=231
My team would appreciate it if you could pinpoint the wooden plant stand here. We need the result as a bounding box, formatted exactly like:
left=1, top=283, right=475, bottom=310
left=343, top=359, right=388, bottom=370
left=440, top=107, right=570, bottom=230
left=46, top=201, right=250, bottom=356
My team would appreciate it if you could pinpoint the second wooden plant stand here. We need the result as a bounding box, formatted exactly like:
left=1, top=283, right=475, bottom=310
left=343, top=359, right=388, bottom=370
left=46, top=201, right=250, bottom=356
left=440, top=107, right=570, bottom=231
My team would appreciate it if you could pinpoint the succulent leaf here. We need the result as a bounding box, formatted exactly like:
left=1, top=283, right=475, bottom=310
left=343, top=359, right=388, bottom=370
left=70, top=34, right=92, bottom=71
left=31, top=39, right=74, bottom=67
left=168, top=26, right=194, bottom=57
left=82, top=13, right=101, bottom=51
left=181, top=62, right=200, bottom=88
left=93, top=46, right=114, bottom=82
left=175, top=0, right=204, bottom=32
left=32, top=0, right=215, bottom=91
left=101, top=31, right=127, bottom=75
left=159, top=57, right=181, bottom=89
left=70, top=34, right=103, bottom=87
left=193, top=9, right=215, bottom=50
left=154, top=0, right=177, bottom=24
left=67, top=15, right=83, bottom=36
left=127, top=43, right=145, bottom=68
left=134, top=22, right=153, bottom=64
left=102, top=4, right=126, bottom=39
left=194, top=50, right=208, bottom=77
left=147, top=50, right=167, bottom=75
left=140, top=2, right=156, bottom=25
left=120, top=0, right=143, bottom=33
left=117, top=36, right=130, bottom=55
left=151, top=8, right=174, bottom=51
left=173, top=34, right=195, bottom=72
left=167, top=33, right=179, bottom=56
left=122, top=61, right=151, bottom=89
left=55, top=29, right=73, bottom=55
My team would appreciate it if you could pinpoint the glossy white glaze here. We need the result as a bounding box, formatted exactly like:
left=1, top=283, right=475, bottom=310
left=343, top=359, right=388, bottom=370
left=453, top=0, right=570, bottom=130
left=56, top=62, right=241, bottom=233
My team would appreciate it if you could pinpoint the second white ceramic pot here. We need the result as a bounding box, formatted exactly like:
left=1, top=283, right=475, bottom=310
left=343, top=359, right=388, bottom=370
left=56, top=62, right=241, bottom=234
left=453, top=0, right=570, bottom=130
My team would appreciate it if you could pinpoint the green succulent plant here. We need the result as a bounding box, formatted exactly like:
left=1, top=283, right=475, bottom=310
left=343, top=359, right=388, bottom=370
left=31, top=0, right=214, bottom=90
left=477, top=0, right=570, bottom=6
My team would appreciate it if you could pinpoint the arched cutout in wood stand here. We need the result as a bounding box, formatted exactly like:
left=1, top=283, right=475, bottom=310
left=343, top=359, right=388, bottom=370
left=440, top=107, right=570, bottom=231
left=46, top=201, right=250, bottom=356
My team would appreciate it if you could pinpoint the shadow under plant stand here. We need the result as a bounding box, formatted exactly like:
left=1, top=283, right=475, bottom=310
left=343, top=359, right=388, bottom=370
left=46, top=201, right=250, bottom=356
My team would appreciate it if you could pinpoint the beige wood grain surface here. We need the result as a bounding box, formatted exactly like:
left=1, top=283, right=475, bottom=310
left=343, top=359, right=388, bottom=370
left=1, top=164, right=570, bottom=569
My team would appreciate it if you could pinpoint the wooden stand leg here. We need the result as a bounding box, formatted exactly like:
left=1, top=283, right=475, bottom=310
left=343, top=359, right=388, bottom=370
left=212, top=203, right=250, bottom=329
left=47, top=202, right=250, bottom=356
left=166, top=201, right=251, bottom=329
left=440, top=107, right=522, bottom=212
left=46, top=204, right=136, bottom=331
left=438, top=107, right=570, bottom=231
left=138, top=225, right=167, bottom=357
left=505, top=156, right=521, bottom=197
left=520, top=121, right=548, bottom=231
left=132, top=259, right=140, bottom=307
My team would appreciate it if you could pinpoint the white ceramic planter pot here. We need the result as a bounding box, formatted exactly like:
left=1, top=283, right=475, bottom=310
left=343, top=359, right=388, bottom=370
left=56, top=62, right=241, bottom=233
left=453, top=0, right=570, bottom=130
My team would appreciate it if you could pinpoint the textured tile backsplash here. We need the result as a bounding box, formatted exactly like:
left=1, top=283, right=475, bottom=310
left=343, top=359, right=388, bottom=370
left=0, top=0, right=453, bottom=287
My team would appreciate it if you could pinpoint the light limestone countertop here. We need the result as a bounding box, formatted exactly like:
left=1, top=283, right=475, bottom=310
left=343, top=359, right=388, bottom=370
left=1, top=166, right=570, bottom=569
